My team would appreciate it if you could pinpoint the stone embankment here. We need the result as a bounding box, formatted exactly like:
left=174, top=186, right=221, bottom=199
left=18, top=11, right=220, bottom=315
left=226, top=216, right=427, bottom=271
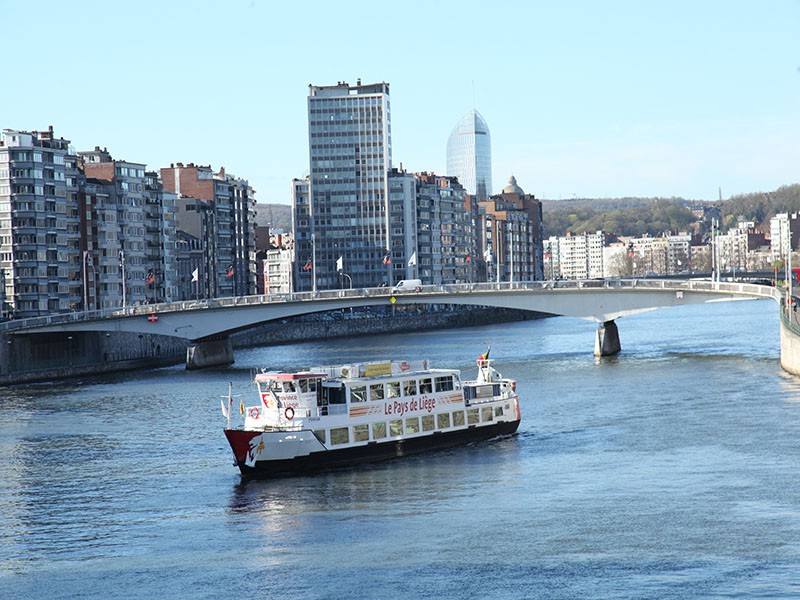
left=0, top=307, right=545, bottom=385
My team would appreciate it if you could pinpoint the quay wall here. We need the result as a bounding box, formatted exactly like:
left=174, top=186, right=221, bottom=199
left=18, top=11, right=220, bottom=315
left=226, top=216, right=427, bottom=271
left=0, top=307, right=543, bottom=385
left=779, top=303, right=800, bottom=376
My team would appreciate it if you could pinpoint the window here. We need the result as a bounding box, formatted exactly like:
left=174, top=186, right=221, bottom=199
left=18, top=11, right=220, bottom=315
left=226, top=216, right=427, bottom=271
left=386, top=381, right=401, bottom=398
left=389, top=419, right=403, bottom=436
left=372, top=422, right=387, bottom=440
left=495, top=406, right=504, bottom=418
left=405, top=417, right=420, bottom=434
left=353, top=424, right=369, bottom=442
left=437, top=412, right=451, bottom=429
left=419, top=378, right=432, bottom=394
left=467, top=408, right=480, bottom=425
left=403, top=379, right=417, bottom=396
left=435, top=376, right=454, bottom=392
left=313, top=429, right=326, bottom=444
left=350, top=385, right=366, bottom=403
left=453, top=411, right=465, bottom=427
left=481, top=406, right=494, bottom=422
left=330, top=427, right=349, bottom=445
left=421, top=415, right=435, bottom=432
left=369, top=383, right=384, bottom=401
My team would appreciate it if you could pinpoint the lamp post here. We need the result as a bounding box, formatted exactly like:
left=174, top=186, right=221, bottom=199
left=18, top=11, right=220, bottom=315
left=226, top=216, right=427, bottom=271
left=82, top=251, right=91, bottom=312
left=119, top=249, right=126, bottom=308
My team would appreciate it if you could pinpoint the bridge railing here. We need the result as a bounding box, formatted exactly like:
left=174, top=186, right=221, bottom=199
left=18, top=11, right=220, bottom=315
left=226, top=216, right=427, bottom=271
left=0, top=278, right=781, bottom=333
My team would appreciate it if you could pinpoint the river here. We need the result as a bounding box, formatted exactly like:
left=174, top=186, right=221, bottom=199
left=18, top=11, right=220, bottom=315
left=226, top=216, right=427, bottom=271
left=2, top=298, right=800, bottom=599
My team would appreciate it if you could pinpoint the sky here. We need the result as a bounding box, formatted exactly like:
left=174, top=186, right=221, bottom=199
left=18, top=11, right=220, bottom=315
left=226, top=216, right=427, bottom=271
left=3, top=0, right=799, bottom=204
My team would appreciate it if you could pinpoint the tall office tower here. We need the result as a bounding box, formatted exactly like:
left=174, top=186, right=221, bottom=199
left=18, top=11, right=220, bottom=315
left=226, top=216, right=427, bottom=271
left=296, top=80, right=394, bottom=291
left=0, top=127, right=81, bottom=317
left=446, top=109, right=492, bottom=200
left=162, top=163, right=257, bottom=298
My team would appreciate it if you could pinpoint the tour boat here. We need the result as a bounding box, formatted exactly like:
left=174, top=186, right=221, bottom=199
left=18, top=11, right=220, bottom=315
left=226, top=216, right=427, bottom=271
left=222, top=352, right=520, bottom=477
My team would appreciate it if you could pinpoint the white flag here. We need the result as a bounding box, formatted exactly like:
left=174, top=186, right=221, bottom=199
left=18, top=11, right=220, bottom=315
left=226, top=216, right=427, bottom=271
left=336, top=256, right=343, bottom=272
left=191, top=268, right=199, bottom=282
left=407, top=251, right=417, bottom=267
left=220, top=398, right=229, bottom=418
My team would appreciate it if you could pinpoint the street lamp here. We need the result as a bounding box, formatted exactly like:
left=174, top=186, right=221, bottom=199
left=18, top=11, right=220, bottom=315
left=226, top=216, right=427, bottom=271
left=119, top=249, right=126, bottom=308
left=82, top=251, right=93, bottom=312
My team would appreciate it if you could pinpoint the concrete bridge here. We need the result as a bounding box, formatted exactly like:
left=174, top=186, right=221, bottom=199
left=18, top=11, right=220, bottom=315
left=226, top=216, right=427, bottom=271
left=1, top=278, right=782, bottom=369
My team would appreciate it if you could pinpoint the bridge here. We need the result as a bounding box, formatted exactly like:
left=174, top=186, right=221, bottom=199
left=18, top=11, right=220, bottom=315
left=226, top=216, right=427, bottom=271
left=1, top=278, right=782, bottom=369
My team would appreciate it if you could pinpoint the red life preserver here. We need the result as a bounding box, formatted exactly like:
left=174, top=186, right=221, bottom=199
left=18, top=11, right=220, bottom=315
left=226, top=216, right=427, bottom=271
left=284, top=406, right=295, bottom=420
left=248, top=407, right=260, bottom=419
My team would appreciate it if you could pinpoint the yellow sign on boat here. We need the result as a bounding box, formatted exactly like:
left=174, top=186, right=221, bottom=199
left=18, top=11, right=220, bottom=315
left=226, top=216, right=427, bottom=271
left=364, top=362, right=392, bottom=377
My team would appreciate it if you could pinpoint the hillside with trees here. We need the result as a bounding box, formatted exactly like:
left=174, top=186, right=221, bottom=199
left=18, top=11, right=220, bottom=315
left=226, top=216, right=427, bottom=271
left=542, top=197, right=699, bottom=237
left=542, top=183, right=800, bottom=238
left=254, top=203, right=292, bottom=231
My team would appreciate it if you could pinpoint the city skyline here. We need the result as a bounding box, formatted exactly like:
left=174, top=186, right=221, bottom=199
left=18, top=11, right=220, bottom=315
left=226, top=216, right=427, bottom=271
left=3, top=1, right=799, bottom=204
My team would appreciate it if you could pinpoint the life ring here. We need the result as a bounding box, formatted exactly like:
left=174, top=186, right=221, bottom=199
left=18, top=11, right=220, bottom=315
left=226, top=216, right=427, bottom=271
left=248, top=407, right=260, bottom=419
left=284, top=406, right=295, bottom=420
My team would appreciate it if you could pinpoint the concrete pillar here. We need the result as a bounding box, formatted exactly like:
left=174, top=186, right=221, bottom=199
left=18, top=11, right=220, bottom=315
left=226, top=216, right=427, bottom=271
left=594, top=319, right=621, bottom=357
left=186, top=336, right=234, bottom=370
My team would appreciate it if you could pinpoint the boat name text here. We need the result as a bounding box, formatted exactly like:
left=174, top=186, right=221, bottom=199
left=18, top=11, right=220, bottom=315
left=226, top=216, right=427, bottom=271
left=384, top=397, right=436, bottom=416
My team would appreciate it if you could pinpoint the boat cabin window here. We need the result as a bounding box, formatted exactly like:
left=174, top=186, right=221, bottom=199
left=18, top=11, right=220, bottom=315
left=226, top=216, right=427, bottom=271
left=389, top=419, right=403, bottom=436
left=298, top=379, right=316, bottom=393
left=435, top=376, right=454, bottom=392
left=282, top=381, right=297, bottom=393
left=350, top=385, right=367, bottom=403
left=372, top=422, right=387, bottom=439
left=419, top=378, right=432, bottom=394
left=322, top=383, right=346, bottom=405
left=403, top=379, right=417, bottom=397
left=369, top=383, right=384, bottom=401
left=353, top=424, right=369, bottom=442
left=437, top=412, right=451, bottom=429
left=330, top=427, right=349, bottom=445
left=386, top=381, right=401, bottom=398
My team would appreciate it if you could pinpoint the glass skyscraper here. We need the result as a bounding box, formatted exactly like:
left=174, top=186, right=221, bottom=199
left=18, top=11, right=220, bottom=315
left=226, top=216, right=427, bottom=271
left=446, top=110, right=492, bottom=200
left=295, top=80, right=394, bottom=290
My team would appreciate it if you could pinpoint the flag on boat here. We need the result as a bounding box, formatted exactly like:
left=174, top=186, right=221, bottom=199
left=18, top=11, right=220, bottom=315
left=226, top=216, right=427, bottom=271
left=382, top=252, right=392, bottom=265
left=477, top=346, right=491, bottom=363
left=407, top=251, right=417, bottom=267
left=226, top=264, right=234, bottom=277
left=465, top=253, right=471, bottom=263
left=239, top=399, right=245, bottom=415
left=303, top=259, right=312, bottom=271
left=191, top=268, right=199, bottom=282
left=336, top=256, right=343, bottom=272
left=145, top=270, right=155, bottom=284
left=220, top=397, right=229, bottom=418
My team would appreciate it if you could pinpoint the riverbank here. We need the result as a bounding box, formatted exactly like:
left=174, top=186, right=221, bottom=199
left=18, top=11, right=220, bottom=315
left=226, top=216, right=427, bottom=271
left=0, top=306, right=547, bottom=385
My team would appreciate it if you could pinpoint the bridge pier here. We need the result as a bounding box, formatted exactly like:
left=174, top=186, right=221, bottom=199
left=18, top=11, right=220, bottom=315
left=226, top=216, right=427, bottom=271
left=186, top=336, right=234, bottom=370
left=594, top=320, right=621, bottom=357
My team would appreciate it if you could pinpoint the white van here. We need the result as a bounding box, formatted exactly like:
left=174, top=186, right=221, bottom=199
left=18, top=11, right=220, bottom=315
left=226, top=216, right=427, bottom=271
left=392, top=279, right=422, bottom=293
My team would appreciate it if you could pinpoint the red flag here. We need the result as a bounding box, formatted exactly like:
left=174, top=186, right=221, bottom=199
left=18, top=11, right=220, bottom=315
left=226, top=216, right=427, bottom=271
left=466, top=253, right=471, bottom=262
left=303, top=260, right=312, bottom=271
left=382, top=253, right=391, bottom=265
left=146, top=270, right=155, bottom=284
left=226, top=264, right=234, bottom=277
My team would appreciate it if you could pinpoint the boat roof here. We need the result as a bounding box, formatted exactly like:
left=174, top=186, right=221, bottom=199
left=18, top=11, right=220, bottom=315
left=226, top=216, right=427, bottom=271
left=253, top=360, right=460, bottom=384
left=254, top=371, right=328, bottom=382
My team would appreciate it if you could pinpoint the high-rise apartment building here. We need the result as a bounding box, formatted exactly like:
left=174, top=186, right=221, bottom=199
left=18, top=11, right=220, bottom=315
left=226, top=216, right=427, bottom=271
left=478, top=176, right=543, bottom=282
left=446, top=110, right=492, bottom=200
left=295, top=80, right=394, bottom=290
left=412, top=172, right=474, bottom=284
left=0, top=127, right=81, bottom=317
left=162, top=163, right=257, bottom=298
left=80, top=148, right=150, bottom=306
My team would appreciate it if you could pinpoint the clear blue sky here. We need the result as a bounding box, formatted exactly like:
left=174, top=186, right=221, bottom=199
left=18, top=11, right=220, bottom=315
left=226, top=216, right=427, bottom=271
left=3, top=0, right=799, bottom=203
